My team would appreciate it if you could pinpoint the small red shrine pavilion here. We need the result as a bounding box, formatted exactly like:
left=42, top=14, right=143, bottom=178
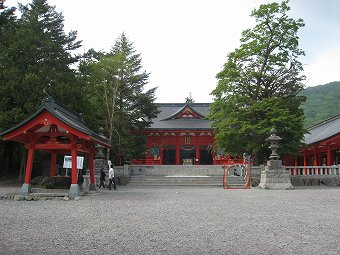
left=132, top=103, right=243, bottom=165
left=0, top=97, right=111, bottom=197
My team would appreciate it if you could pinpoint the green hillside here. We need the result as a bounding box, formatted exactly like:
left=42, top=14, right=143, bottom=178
left=301, top=81, right=340, bottom=127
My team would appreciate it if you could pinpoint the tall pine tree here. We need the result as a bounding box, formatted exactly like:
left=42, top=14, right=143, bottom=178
left=0, top=0, right=82, bottom=173
left=81, top=33, right=159, bottom=164
left=0, top=0, right=82, bottom=131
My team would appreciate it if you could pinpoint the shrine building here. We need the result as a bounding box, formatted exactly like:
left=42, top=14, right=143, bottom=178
left=132, top=103, right=242, bottom=166
left=133, top=103, right=340, bottom=167
left=299, top=114, right=340, bottom=167
left=0, top=97, right=111, bottom=197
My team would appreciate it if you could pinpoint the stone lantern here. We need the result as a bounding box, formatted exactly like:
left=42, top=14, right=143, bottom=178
left=95, top=127, right=106, bottom=159
left=94, top=127, right=109, bottom=176
left=266, top=128, right=282, bottom=160
left=258, top=128, right=293, bottom=190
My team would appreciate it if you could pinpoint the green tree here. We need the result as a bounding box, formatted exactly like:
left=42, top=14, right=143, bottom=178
left=80, top=33, right=159, bottom=164
left=0, top=0, right=82, bottom=130
left=210, top=1, right=307, bottom=164
left=0, top=0, right=82, bottom=174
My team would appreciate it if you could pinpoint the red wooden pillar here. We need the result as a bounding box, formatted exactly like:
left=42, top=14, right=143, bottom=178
left=24, top=144, right=35, bottom=184
left=195, top=136, right=200, bottom=165
left=50, top=152, right=57, bottom=177
left=327, top=144, right=332, bottom=175
left=303, top=149, right=307, bottom=175
left=176, top=145, right=180, bottom=165
left=294, top=157, right=298, bottom=175
left=313, top=147, right=318, bottom=175
left=327, top=144, right=332, bottom=166
left=195, top=146, right=200, bottom=165
left=160, top=147, right=163, bottom=165
left=176, top=135, right=180, bottom=165
left=89, top=147, right=95, bottom=185
left=71, top=145, right=78, bottom=184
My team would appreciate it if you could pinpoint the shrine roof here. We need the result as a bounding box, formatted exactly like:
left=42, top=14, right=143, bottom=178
left=304, top=113, right=340, bottom=145
left=0, top=97, right=111, bottom=147
left=147, top=103, right=212, bottom=130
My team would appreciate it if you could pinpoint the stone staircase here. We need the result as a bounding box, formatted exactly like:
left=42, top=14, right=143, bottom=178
left=128, top=175, right=223, bottom=186
left=224, top=176, right=247, bottom=188
left=128, top=175, right=247, bottom=187
left=127, top=165, right=249, bottom=187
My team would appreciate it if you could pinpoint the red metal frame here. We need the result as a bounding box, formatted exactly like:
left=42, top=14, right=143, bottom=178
left=223, top=164, right=251, bottom=190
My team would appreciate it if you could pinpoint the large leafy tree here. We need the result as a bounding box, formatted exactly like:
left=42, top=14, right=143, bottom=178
left=80, top=33, right=159, bottom=164
left=210, top=1, right=307, bottom=164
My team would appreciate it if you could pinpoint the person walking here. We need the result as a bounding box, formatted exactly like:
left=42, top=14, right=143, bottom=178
left=108, top=165, right=116, bottom=190
left=99, top=168, right=106, bottom=189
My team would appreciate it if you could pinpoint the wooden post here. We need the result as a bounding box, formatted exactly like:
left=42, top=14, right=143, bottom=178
left=24, top=144, right=35, bottom=184
left=327, top=144, right=332, bottom=174
left=50, top=152, right=57, bottom=177
left=303, top=149, right=307, bottom=175
left=327, top=144, right=332, bottom=166
left=71, top=146, right=78, bottom=184
left=160, top=147, right=163, bottom=165
left=89, top=148, right=95, bottom=185
left=195, top=143, right=200, bottom=165
left=313, top=148, right=318, bottom=175
left=176, top=145, right=180, bottom=165
left=176, top=136, right=180, bottom=165
left=294, top=157, right=298, bottom=175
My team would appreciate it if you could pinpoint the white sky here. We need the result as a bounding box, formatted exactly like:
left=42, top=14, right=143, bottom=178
left=6, top=0, right=340, bottom=103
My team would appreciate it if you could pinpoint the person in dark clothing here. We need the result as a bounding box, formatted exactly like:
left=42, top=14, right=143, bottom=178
left=99, top=168, right=106, bottom=189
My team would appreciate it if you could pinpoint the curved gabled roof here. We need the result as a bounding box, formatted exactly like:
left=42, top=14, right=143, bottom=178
left=162, top=103, right=207, bottom=120
left=147, top=103, right=212, bottom=130
left=304, top=114, right=340, bottom=145
left=0, top=97, right=111, bottom=147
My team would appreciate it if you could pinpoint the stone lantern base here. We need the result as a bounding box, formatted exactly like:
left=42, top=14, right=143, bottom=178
left=258, top=159, right=294, bottom=190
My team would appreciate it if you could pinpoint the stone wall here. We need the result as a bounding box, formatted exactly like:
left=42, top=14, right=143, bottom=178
left=128, top=164, right=340, bottom=187
left=291, top=176, right=340, bottom=186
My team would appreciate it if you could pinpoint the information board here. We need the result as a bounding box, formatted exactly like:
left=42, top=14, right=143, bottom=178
left=63, top=156, right=84, bottom=169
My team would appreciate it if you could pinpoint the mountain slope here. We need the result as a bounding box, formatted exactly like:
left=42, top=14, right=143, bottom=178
left=301, top=81, right=340, bottom=127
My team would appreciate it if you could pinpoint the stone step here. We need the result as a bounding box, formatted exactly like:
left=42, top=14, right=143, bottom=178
left=129, top=176, right=221, bottom=186
left=29, top=192, right=68, bottom=197
left=128, top=175, right=247, bottom=186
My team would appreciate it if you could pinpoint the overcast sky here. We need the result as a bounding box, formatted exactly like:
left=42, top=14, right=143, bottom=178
left=6, top=0, right=340, bottom=102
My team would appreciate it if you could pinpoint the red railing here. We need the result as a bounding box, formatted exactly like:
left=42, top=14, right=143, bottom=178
left=132, top=158, right=161, bottom=165
left=213, top=157, right=244, bottom=165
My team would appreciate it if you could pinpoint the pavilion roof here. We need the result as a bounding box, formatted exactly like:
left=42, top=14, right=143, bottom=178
left=0, top=97, right=111, bottom=147
left=304, top=113, right=340, bottom=145
left=147, top=103, right=212, bottom=130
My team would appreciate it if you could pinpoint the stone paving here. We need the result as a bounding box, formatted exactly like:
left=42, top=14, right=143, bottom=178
left=0, top=183, right=339, bottom=255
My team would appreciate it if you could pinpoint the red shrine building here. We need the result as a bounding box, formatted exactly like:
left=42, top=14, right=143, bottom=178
left=299, top=114, right=340, bottom=166
left=132, top=103, right=242, bottom=165
left=0, top=97, right=111, bottom=197
left=134, top=103, right=340, bottom=167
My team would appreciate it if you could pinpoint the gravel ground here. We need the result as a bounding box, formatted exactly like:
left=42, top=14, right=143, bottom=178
left=0, top=185, right=339, bottom=255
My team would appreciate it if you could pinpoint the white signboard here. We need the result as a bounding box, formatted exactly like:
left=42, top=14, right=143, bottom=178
left=63, top=156, right=84, bottom=169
